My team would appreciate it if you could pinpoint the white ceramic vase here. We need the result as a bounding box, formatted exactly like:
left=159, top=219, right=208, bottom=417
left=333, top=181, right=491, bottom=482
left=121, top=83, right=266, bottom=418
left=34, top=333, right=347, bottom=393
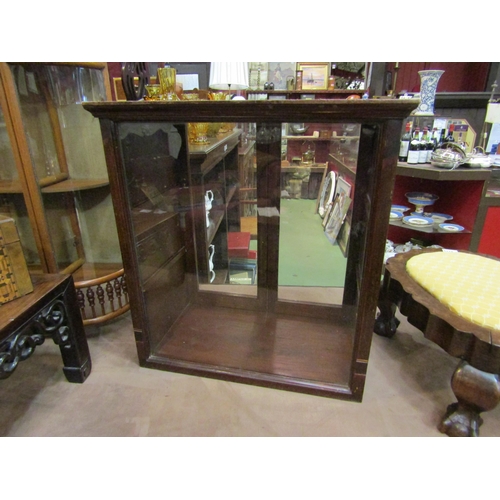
left=414, top=70, right=444, bottom=116
left=208, top=244, right=215, bottom=283
left=205, top=190, right=214, bottom=228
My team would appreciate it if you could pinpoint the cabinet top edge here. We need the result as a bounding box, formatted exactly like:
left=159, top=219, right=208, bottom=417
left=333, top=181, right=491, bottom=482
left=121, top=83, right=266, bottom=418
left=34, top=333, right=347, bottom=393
left=83, top=99, right=419, bottom=122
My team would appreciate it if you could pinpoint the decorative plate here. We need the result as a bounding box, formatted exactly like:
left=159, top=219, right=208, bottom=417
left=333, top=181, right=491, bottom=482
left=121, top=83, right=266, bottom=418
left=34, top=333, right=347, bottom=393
left=439, top=223, right=464, bottom=232
left=390, top=211, right=403, bottom=220
left=403, top=215, right=434, bottom=227
left=431, top=213, right=453, bottom=222
left=391, top=205, right=410, bottom=213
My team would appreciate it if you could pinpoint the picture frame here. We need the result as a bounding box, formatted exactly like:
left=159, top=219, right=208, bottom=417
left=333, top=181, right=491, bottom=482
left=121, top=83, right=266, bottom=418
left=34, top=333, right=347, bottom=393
left=297, top=62, right=330, bottom=90
left=268, top=62, right=296, bottom=90
left=337, top=215, right=351, bottom=257
left=335, top=176, right=352, bottom=199
left=324, top=193, right=352, bottom=245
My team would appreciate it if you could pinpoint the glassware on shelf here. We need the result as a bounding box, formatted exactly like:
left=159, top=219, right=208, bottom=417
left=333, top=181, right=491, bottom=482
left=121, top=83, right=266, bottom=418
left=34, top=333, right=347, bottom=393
left=157, top=67, right=178, bottom=100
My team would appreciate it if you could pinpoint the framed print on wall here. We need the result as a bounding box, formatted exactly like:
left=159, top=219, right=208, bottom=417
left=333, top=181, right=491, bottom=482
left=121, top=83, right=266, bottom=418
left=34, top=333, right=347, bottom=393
left=297, top=62, right=329, bottom=90
left=268, top=62, right=296, bottom=90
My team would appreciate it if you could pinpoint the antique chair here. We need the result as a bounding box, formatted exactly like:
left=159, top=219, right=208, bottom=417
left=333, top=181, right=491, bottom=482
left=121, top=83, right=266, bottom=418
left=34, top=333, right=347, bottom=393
left=374, top=248, right=500, bottom=437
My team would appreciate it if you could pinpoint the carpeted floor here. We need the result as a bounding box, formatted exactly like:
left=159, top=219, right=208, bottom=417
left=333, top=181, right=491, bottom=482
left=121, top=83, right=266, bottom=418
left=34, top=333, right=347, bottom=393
left=278, top=198, right=346, bottom=287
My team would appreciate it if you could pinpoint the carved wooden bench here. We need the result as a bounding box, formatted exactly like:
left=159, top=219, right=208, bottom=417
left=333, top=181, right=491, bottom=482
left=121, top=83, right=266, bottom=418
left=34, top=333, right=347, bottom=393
left=374, top=248, right=500, bottom=437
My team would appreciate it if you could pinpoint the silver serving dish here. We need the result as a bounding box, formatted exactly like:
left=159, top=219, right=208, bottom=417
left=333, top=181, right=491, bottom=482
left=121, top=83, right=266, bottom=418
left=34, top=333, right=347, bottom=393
left=430, top=142, right=466, bottom=169
left=460, top=147, right=492, bottom=168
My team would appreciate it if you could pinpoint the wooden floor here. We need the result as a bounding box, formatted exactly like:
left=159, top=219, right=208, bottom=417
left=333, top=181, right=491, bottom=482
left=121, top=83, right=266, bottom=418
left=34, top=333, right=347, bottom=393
left=152, top=303, right=354, bottom=396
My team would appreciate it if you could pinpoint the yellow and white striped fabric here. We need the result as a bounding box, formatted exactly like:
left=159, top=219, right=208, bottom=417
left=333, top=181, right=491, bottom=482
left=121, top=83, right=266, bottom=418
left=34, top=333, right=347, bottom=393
left=406, top=251, right=500, bottom=332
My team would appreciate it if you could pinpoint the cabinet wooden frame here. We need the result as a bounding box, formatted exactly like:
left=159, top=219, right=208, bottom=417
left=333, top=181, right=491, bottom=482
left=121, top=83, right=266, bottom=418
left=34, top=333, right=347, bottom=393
left=84, top=99, right=418, bottom=401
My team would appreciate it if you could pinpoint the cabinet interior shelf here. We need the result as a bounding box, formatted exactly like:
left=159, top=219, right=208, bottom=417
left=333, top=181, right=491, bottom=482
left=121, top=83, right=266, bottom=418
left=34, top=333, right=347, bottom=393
left=284, top=135, right=360, bottom=142
left=389, top=219, right=471, bottom=234
left=0, top=180, right=23, bottom=194
left=397, top=162, right=493, bottom=181
left=328, top=153, right=357, bottom=177
left=0, top=178, right=110, bottom=194
left=41, top=178, right=110, bottom=193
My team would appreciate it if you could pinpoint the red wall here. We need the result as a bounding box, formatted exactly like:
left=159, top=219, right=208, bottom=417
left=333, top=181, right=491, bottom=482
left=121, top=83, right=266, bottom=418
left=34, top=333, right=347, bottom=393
left=385, top=62, right=490, bottom=94
left=478, top=207, right=500, bottom=258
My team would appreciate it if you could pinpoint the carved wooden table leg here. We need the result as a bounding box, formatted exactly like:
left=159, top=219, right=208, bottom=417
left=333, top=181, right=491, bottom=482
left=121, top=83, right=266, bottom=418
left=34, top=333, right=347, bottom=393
left=0, top=274, right=91, bottom=383
left=438, top=360, right=500, bottom=437
left=374, top=272, right=401, bottom=338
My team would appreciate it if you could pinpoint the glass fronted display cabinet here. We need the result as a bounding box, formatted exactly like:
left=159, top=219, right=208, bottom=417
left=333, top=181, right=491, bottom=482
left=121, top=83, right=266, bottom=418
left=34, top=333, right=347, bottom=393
left=0, top=62, right=128, bottom=325
left=84, top=99, right=417, bottom=400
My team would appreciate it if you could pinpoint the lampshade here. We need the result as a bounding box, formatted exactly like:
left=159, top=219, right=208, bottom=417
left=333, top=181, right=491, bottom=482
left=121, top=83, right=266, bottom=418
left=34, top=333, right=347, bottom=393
left=209, top=62, right=249, bottom=90
left=485, top=102, right=500, bottom=124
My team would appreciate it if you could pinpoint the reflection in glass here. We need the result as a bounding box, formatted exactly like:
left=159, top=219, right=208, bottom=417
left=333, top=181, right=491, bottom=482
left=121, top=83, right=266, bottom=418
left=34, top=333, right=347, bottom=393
left=277, top=122, right=359, bottom=306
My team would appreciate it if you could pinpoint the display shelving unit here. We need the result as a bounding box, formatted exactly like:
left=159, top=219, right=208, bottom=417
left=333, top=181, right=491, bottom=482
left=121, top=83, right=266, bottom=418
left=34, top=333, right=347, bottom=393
left=84, top=99, right=418, bottom=401
left=0, top=62, right=128, bottom=325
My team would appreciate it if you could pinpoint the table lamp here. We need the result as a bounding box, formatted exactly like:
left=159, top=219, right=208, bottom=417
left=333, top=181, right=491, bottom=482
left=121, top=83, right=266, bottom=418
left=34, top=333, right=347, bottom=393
left=209, top=62, right=249, bottom=99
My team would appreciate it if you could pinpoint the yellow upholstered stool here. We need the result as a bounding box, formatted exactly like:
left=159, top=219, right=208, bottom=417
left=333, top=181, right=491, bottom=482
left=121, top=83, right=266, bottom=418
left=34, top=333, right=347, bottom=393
left=406, top=251, right=500, bottom=332
left=375, top=249, right=500, bottom=437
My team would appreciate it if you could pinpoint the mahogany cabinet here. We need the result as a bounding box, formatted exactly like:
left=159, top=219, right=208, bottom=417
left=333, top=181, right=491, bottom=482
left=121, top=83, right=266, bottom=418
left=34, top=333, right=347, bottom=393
left=84, top=99, right=417, bottom=401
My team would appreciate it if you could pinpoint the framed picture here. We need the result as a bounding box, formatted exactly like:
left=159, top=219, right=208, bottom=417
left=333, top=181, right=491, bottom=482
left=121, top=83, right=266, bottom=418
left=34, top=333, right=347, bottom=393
left=335, top=176, right=352, bottom=199
left=337, top=215, right=351, bottom=257
left=249, top=62, right=268, bottom=90
left=297, top=62, right=330, bottom=90
left=268, top=62, right=296, bottom=90
left=324, top=193, right=352, bottom=245
left=169, top=62, right=211, bottom=90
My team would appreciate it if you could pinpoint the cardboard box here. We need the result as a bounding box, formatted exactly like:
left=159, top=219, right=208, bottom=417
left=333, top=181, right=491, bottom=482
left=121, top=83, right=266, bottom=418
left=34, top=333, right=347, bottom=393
left=0, top=215, right=33, bottom=304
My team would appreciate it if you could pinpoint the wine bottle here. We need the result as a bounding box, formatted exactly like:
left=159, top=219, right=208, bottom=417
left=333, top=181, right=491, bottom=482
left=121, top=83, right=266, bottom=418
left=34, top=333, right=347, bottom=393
left=398, top=122, right=412, bottom=162
left=445, top=123, right=455, bottom=143
left=418, top=127, right=428, bottom=163
left=407, top=128, right=421, bottom=164
left=426, top=128, right=437, bottom=162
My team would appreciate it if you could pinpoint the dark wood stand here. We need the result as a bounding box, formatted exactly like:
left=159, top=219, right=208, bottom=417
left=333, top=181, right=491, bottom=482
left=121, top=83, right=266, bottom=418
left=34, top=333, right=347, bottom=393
left=374, top=249, right=500, bottom=436
left=0, top=274, right=91, bottom=383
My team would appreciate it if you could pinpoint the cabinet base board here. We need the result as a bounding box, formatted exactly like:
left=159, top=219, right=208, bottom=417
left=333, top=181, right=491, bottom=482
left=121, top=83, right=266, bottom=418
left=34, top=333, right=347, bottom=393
left=147, top=303, right=356, bottom=399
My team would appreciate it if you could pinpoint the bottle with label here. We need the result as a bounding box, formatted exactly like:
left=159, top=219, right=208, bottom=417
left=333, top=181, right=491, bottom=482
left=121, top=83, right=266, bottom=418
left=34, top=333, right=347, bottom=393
left=418, top=127, right=429, bottom=163
left=407, top=127, right=421, bottom=164
left=426, top=128, right=437, bottom=162
left=398, top=122, right=412, bottom=162
left=445, top=123, right=455, bottom=143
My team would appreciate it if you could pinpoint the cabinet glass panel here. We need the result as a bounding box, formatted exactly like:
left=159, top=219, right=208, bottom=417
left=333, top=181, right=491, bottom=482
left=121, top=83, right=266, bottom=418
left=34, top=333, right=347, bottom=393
left=9, top=63, right=119, bottom=275
left=278, top=122, right=358, bottom=305
left=0, top=102, right=40, bottom=269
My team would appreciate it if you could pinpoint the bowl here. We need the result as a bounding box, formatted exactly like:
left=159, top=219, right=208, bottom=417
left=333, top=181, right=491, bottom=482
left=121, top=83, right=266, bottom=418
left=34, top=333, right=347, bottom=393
left=405, top=192, right=439, bottom=206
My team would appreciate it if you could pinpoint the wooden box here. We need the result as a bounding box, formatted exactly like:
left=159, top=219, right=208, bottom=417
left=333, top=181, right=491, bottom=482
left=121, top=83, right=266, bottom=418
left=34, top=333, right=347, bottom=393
left=0, top=215, right=33, bottom=304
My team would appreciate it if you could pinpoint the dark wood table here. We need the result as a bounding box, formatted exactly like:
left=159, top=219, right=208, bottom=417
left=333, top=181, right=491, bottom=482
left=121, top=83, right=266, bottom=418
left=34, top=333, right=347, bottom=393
left=0, top=273, right=91, bottom=383
left=374, top=249, right=500, bottom=437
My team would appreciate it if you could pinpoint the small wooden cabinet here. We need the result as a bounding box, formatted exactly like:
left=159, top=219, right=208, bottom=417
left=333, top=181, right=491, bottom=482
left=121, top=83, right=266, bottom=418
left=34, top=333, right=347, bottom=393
left=84, top=99, right=417, bottom=401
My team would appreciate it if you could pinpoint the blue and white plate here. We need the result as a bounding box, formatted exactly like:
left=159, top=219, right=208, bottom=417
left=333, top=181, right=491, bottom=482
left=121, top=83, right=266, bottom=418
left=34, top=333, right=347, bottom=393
left=431, top=213, right=453, bottom=223
left=391, top=205, right=410, bottom=213
left=390, top=210, right=403, bottom=220
left=439, top=223, right=464, bottom=232
left=403, top=215, right=434, bottom=227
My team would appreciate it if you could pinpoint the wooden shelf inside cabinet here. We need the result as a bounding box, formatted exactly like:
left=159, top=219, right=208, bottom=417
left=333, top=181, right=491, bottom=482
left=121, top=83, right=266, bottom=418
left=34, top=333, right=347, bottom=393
left=40, top=178, right=110, bottom=193
left=328, top=153, right=357, bottom=178
left=389, top=219, right=471, bottom=234
left=0, top=180, right=23, bottom=194
left=396, top=163, right=492, bottom=181
left=189, top=130, right=241, bottom=175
